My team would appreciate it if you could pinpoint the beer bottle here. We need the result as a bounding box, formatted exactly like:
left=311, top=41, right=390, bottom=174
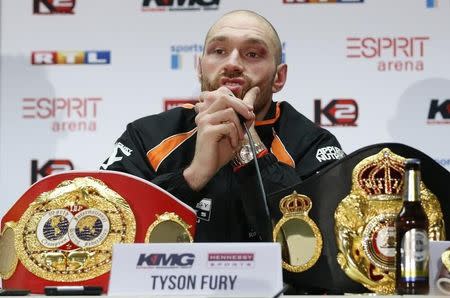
left=395, top=158, right=429, bottom=294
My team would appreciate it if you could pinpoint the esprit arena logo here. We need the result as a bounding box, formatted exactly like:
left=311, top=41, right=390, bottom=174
left=21, top=97, right=102, bottom=132
left=346, top=36, right=430, bottom=72
left=142, top=0, right=219, bottom=12
left=33, top=0, right=76, bottom=14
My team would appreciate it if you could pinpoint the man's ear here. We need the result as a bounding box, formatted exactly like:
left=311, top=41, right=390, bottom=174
left=196, top=56, right=203, bottom=83
left=272, top=63, right=287, bottom=93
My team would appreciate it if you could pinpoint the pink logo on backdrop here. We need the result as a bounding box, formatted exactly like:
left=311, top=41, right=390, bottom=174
left=346, top=36, right=430, bottom=72
left=33, top=0, right=76, bottom=14
left=22, top=97, right=102, bottom=132
left=164, top=98, right=198, bottom=111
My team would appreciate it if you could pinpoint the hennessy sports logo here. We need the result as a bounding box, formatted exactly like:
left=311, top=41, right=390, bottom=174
left=142, top=0, right=219, bottom=12
left=33, top=0, right=76, bottom=14
left=31, top=159, right=74, bottom=184
left=137, top=253, right=195, bottom=268
left=427, top=99, right=450, bottom=124
left=314, top=99, right=358, bottom=126
left=207, top=253, right=254, bottom=268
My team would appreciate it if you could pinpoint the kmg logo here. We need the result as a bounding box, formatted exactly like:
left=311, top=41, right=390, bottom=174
left=142, top=0, right=219, bottom=12
left=314, top=99, right=358, bottom=127
left=137, top=253, right=195, bottom=268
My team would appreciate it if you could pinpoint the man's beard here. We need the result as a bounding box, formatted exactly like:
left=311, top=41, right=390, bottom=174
left=200, top=71, right=251, bottom=99
left=200, top=72, right=275, bottom=117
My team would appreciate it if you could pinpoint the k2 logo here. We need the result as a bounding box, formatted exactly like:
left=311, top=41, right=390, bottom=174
left=428, top=99, right=450, bottom=120
left=314, top=99, right=358, bottom=126
left=31, top=159, right=74, bottom=184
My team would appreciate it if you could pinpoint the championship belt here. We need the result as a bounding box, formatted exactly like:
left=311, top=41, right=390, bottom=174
left=267, top=143, right=450, bottom=294
left=334, top=148, right=445, bottom=294
left=0, top=171, right=196, bottom=293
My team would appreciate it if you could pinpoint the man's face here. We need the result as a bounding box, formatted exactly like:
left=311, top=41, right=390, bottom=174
left=199, top=13, right=282, bottom=118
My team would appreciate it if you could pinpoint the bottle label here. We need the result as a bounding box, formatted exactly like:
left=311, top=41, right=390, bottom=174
left=400, top=228, right=429, bottom=281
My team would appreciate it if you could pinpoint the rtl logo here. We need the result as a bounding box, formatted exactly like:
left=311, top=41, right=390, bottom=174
left=31, top=51, right=111, bottom=65
left=427, top=99, right=450, bottom=124
left=137, top=253, right=195, bottom=268
left=31, top=159, right=74, bottom=184
left=314, top=99, right=358, bottom=127
left=33, top=0, right=76, bottom=14
left=142, top=0, right=219, bottom=12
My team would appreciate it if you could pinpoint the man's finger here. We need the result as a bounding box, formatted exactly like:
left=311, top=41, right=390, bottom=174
left=242, top=86, right=260, bottom=107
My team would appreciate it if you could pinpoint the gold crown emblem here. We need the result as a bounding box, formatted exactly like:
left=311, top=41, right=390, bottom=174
left=279, top=191, right=312, bottom=215
left=353, top=148, right=405, bottom=196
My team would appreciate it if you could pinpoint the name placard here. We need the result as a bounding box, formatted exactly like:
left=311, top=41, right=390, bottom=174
left=108, top=243, right=282, bottom=297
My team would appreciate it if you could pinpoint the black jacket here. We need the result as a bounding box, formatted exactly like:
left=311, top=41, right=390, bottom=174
left=102, top=101, right=344, bottom=242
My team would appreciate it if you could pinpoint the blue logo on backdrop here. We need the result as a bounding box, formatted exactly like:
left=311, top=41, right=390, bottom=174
left=170, top=44, right=203, bottom=70
left=426, top=0, right=438, bottom=8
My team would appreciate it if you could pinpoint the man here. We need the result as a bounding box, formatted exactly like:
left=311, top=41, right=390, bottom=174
left=102, top=10, right=344, bottom=242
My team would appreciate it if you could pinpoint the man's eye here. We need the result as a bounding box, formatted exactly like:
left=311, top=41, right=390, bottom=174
left=214, top=49, right=225, bottom=54
left=247, top=52, right=258, bottom=58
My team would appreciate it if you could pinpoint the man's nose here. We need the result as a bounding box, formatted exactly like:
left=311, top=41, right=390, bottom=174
left=223, top=49, right=243, bottom=73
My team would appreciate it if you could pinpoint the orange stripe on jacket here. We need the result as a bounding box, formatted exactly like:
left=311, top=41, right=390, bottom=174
left=271, top=133, right=295, bottom=168
left=255, top=102, right=281, bottom=126
left=147, top=128, right=197, bottom=172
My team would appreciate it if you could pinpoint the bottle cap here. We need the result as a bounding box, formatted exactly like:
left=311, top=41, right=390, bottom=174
left=405, top=158, right=421, bottom=171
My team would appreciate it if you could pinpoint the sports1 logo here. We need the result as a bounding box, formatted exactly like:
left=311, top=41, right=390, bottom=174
left=314, top=99, right=358, bottom=126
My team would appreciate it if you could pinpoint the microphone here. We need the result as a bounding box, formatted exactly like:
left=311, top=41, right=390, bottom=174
left=237, top=113, right=272, bottom=242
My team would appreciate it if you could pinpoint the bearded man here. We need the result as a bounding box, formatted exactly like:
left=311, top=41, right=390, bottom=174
left=102, top=10, right=344, bottom=242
